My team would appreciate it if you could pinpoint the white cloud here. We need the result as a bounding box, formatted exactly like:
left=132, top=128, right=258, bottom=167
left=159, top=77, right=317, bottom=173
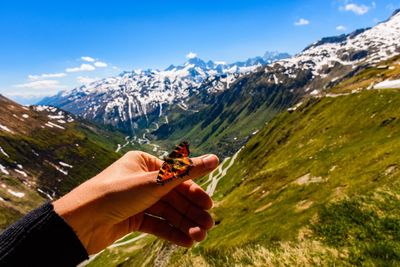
left=294, top=18, right=310, bottom=26
left=81, top=56, right=95, bottom=62
left=186, top=52, right=197, bottom=59
left=94, top=61, right=108, bottom=68
left=336, top=25, right=347, bottom=31
left=14, top=79, right=64, bottom=90
left=77, top=76, right=98, bottom=85
left=5, top=91, right=60, bottom=98
left=341, top=3, right=369, bottom=15
left=66, top=63, right=96, bottom=73
left=28, top=73, right=66, bottom=80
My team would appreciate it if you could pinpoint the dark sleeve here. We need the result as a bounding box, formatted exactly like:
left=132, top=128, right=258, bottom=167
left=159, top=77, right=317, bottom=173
left=0, top=202, right=89, bottom=267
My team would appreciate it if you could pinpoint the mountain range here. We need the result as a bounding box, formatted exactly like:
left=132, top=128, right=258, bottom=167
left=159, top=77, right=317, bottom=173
left=0, top=8, right=400, bottom=267
left=39, top=52, right=290, bottom=134
left=40, top=10, right=400, bottom=159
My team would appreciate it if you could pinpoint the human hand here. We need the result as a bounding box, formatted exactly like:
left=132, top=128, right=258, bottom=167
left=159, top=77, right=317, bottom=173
left=53, top=151, right=219, bottom=254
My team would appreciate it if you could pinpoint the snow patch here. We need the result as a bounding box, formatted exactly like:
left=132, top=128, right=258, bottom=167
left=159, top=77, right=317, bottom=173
left=374, top=79, right=400, bottom=89
left=45, top=122, right=65, bottom=129
left=0, top=147, right=9, bottom=158
left=0, top=164, right=9, bottom=175
left=14, top=169, right=28, bottom=177
left=7, top=189, right=25, bottom=198
left=0, top=124, right=14, bottom=134
left=55, top=165, right=68, bottom=175
left=59, top=161, right=73, bottom=168
left=37, top=188, right=54, bottom=200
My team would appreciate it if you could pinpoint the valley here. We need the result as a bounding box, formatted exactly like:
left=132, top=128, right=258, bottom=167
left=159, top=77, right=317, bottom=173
left=1, top=8, right=400, bottom=267
left=0, top=96, right=128, bottom=229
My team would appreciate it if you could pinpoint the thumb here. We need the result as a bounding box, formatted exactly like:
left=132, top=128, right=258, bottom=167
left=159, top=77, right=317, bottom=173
left=187, top=154, right=220, bottom=182
left=159, top=154, right=219, bottom=191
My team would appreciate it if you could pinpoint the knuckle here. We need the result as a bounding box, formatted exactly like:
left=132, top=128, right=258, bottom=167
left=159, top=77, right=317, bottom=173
left=125, top=150, right=140, bottom=157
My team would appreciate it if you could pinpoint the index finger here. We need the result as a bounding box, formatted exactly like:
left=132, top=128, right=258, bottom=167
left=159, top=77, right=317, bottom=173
left=152, top=154, right=219, bottom=198
left=175, top=180, right=213, bottom=210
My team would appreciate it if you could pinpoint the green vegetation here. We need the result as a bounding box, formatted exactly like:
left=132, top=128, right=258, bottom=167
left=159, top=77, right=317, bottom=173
left=86, top=235, right=159, bottom=267
left=89, top=88, right=400, bottom=266
left=3, top=56, right=400, bottom=265
left=0, top=98, right=135, bottom=229
left=153, top=70, right=308, bottom=158
left=173, top=90, right=400, bottom=266
left=0, top=174, right=44, bottom=229
left=314, top=186, right=400, bottom=266
left=330, top=55, right=400, bottom=93
left=0, top=121, right=122, bottom=195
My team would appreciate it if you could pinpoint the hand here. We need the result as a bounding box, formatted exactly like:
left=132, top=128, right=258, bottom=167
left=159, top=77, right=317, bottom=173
left=52, top=151, right=219, bottom=255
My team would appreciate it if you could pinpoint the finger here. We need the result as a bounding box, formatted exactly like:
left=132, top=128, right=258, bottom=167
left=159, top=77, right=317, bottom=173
left=162, top=154, right=219, bottom=190
left=163, top=190, right=214, bottom=229
left=138, top=151, right=163, bottom=172
left=122, top=151, right=162, bottom=172
left=139, top=214, right=194, bottom=247
left=188, top=155, right=219, bottom=182
left=146, top=202, right=207, bottom=241
left=176, top=180, right=213, bottom=210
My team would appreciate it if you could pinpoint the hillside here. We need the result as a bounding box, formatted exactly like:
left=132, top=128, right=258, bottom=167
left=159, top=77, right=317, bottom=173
left=37, top=10, right=400, bottom=161
left=138, top=9, right=400, bottom=159
left=4, top=8, right=400, bottom=267
left=80, top=11, right=400, bottom=267
left=193, top=89, right=400, bottom=266
left=0, top=95, right=126, bottom=230
left=86, top=86, right=400, bottom=267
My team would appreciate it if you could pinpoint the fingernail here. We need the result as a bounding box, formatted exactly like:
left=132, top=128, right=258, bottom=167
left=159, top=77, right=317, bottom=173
left=203, top=155, right=218, bottom=170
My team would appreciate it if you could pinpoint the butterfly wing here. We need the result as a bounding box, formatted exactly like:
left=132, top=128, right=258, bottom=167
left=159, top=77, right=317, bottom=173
left=157, top=141, right=193, bottom=185
left=168, top=141, right=190, bottom=158
left=156, top=161, right=176, bottom=185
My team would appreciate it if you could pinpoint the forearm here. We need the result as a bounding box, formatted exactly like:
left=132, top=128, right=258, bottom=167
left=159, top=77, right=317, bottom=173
left=0, top=202, right=88, bottom=267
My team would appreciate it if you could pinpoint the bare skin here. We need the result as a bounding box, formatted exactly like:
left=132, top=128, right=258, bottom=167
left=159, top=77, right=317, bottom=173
left=53, top=151, right=219, bottom=255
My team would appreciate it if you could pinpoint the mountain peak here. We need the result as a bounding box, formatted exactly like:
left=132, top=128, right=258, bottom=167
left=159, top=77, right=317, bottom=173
left=184, top=56, right=208, bottom=68
left=392, top=8, right=400, bottom=17
left=38, top=50, right=291, bottom=134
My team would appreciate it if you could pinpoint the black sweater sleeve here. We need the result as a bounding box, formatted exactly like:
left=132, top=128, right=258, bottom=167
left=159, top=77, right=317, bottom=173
left=0, top=202, right=89, bottom=267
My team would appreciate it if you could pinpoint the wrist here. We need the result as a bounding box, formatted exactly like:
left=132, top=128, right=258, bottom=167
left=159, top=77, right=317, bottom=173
left=53, top=183, right=102, bottom=254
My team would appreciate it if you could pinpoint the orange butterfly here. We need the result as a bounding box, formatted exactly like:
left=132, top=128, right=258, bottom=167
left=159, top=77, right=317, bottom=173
left=156, top=141, right=193, bottom=185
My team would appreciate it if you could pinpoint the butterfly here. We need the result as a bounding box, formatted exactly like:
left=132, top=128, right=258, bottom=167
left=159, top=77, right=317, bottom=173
left=156, top=141, right=193, bottom=185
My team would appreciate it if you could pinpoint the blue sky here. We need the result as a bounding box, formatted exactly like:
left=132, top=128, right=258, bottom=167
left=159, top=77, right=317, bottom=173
left=0, top=0, right=399, bottom=104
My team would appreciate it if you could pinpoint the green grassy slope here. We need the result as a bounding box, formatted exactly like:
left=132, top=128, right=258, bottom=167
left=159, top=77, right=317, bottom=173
left=89, top=88, right=400, bottom=266
left=0, top=96, right=131, bottom=230
left=330, top=55, right=400, bottom=94
left=0, top=173, right=45, bottom=230
left=153, top=69, right=311, bottom=158
left=171, top=89, right=400, bottom=266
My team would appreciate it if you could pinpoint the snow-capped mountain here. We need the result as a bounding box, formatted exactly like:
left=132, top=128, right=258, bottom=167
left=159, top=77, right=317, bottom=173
left=268, top=9, right=400, bottom=93
left=150, top=9, right=400, bottom=157
left=39, top=52, right=290, bottom=133
left=40, top=9, right=400, bottom=136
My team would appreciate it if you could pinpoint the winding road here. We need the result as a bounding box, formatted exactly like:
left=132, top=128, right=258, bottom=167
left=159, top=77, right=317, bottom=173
left=205, top=148, right=242, bottom=196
